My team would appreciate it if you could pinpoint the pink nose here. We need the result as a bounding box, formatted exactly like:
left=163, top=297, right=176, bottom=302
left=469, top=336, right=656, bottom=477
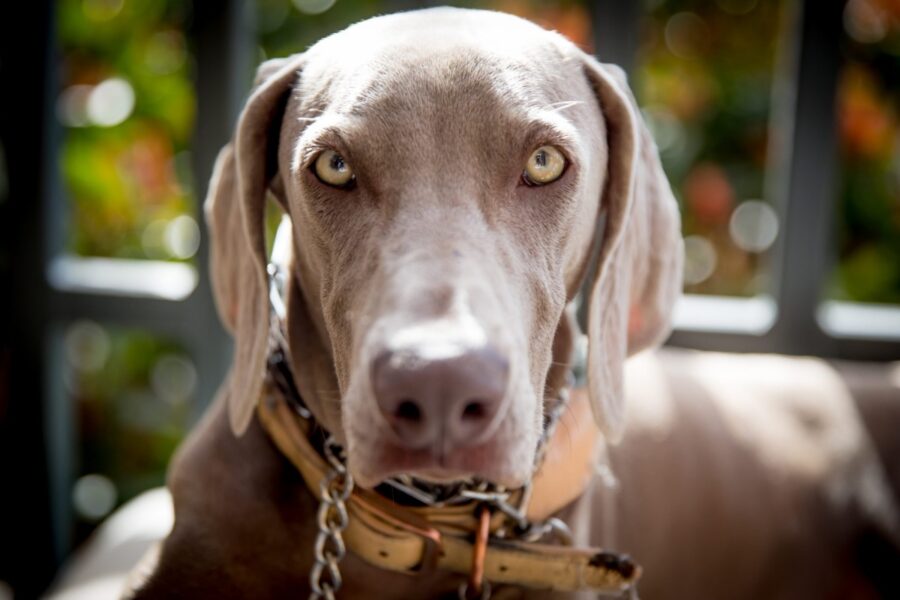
left=371, top=345, right=509, bottom=450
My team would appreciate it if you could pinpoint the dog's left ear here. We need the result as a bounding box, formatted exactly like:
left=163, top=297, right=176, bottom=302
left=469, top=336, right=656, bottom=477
left=580, top=55, right=683, bottom=443
left=205, top=55, right=304, bottom=436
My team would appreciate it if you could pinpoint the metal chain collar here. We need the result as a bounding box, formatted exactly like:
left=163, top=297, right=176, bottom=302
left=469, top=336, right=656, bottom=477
left=267, top=261, right=591, bottom=600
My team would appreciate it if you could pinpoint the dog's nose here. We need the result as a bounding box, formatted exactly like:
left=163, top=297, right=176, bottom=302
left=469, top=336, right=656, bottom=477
left=371, top=345, right=509, bottom=449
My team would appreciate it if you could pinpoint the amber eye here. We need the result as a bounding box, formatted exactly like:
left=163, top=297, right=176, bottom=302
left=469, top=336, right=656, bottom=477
left=523, top=145, right=566, bottom=185
left=314, top=150, right=355, bottom=188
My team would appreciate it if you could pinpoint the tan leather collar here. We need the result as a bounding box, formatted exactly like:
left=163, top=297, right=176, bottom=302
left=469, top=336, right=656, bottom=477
left=257, top=379, right=640, bottom=595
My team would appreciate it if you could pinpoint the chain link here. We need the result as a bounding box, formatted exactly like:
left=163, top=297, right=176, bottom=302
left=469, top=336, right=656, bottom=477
left=309, top=436, right=354, bottom=600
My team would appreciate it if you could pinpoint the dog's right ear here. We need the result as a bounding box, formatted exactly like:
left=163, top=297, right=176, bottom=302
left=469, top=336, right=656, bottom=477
left=205, top=55, right=304, bottom=436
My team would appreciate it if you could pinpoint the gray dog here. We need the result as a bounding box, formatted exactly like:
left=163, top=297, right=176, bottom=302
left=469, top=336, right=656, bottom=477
left=115, top=8, right=898, bottom=600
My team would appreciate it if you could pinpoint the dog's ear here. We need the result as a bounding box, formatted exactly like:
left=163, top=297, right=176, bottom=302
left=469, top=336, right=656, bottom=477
left=580, top=57, right=683, bottom=443
left=205, top=56, right=303, bottom=435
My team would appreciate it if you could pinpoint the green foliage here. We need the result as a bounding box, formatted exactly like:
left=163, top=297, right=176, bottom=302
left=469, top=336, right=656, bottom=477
left=58, top=0, right=195, bottom=259
left=637, top=0, right=783, bottom=296
left=832, top=20, right=900, bottom=304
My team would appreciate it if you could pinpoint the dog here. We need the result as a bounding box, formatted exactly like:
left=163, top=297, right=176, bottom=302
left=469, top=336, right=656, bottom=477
left=119, top=8, right=899, bottom=599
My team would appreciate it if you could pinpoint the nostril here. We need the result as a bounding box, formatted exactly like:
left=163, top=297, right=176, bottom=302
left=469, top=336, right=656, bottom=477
left=461, top=400, right=487, bottom=421
left=394, top=399, right=422, bottom=423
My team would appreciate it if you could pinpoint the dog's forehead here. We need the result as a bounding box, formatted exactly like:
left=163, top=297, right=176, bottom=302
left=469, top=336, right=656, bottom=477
left=299, top=8, right=579, bottom=114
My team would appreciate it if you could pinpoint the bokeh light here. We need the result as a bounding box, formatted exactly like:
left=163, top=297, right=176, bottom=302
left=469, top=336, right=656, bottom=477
left=163, top=215, right=200, bottom=259
left=683, top=235, right=718, bottom=285
left=292, top=0, right=337, bottom=16
left=844, top=0, right=890, bottom=44
left=57, top=85, right=93, bottom=127
left=72, top=473, right=118, bottom=521
left=664, top=12, right=708, bottom=60
left=145, top=29, right=188, bottom=75
left=729, top=200, right=779, bottom=253
left=86, top=78, right=135, bottom=127
left=150, top=354, right=197, bottom=406
left=65, top=320, right=111, bottom=373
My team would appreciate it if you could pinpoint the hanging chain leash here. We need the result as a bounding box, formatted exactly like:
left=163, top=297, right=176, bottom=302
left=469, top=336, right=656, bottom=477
left=308, top=436, right=354, bottom=600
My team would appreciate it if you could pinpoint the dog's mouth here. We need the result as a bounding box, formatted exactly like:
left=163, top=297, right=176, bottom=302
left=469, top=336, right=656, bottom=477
left=355, top=431, right=525, bottom=490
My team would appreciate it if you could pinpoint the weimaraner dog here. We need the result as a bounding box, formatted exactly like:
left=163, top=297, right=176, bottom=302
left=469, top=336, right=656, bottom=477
left=121, top=7, right=900, bottom=599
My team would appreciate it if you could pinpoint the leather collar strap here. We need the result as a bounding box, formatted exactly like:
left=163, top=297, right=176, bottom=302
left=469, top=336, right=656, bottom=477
left=256, top=380, right=640, bottom=595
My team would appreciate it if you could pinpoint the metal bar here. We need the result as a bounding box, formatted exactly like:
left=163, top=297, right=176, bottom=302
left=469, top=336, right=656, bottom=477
left=43, top=324, right=74, bottom=567
left=48, top=289, right=209, bottom=339
left=187, top=0, right=254, bottom=417
left=0, top=0, right=60, bottom=595
left=576, top=0, right=640, bottom=330
left=766, top=0, right=844, bottom=355
left=590, top=0, right=640, bottom=75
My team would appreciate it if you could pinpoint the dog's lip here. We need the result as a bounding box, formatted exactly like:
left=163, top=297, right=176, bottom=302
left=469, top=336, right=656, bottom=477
left=352, top=440, right=526, bottom=489
left=403, top=468, right=476, bottom=485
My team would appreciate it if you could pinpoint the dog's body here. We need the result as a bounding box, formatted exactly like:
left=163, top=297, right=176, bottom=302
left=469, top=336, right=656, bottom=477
left=122, top=8, right=899, bottom=599
left=125, top=349, right=898, bottom=600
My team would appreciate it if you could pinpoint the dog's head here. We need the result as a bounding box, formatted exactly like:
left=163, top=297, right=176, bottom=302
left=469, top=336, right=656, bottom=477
left=206, top=8, right=682, bottom=488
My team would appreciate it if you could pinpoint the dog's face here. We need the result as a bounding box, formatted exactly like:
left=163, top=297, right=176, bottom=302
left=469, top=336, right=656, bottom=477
left=207, top=8, right=682, bottom=489
left=282, top=11, right=608, bottom=488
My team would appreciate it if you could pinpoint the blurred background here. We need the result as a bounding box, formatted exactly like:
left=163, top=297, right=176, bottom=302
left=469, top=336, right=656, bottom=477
left=1, top=0, right=898, bottom=597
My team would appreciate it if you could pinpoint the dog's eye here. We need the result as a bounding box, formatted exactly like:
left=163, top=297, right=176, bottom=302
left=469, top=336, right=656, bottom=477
left=523, top=145, right=566, bottom=185
left=314, top=150, right=355, bottom=188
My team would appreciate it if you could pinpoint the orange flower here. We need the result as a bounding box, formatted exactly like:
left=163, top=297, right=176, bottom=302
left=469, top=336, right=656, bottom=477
left=839, top=65, right=896, bottom=160
left=683, top=163, right=735, bottom=226
left=490, top=1, right=592, bottom=49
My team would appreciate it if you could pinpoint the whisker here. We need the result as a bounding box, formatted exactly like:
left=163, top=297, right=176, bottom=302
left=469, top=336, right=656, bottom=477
left=547, top=100, right=584, bottom=113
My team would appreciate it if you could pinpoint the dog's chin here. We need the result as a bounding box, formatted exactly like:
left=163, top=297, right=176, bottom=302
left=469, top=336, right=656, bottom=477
left=349, top=439, right=533, bottom=490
